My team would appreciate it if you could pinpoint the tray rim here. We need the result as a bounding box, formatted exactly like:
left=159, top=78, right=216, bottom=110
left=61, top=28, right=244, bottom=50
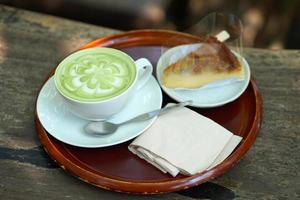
left=35, top=29, right=263, bottom=194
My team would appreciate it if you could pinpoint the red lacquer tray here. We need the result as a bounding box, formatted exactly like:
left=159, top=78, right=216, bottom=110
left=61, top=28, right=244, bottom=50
left=35, top=30, right=262, bottom=194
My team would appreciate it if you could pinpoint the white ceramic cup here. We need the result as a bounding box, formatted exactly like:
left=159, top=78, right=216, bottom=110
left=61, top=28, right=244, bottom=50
left=54, top=47, right=153, bottom=120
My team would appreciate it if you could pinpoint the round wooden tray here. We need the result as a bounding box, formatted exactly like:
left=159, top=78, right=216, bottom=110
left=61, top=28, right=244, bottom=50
left=35, top=30, right=262, bottom=194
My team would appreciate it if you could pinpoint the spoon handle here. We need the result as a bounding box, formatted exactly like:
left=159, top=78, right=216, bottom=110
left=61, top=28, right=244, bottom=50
left=119, top=100, right=192, bottom=125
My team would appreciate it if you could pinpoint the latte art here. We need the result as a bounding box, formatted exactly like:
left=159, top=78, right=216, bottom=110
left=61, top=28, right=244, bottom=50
left=55, top=50, right=136, bottom=102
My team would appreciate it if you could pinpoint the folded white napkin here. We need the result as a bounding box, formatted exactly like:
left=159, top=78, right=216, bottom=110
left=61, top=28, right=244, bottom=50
left=128, top=104, right=242, bottom=177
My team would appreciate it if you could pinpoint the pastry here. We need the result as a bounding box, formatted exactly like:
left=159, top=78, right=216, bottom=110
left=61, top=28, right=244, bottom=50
left=162, top=36, right=243, bottom=89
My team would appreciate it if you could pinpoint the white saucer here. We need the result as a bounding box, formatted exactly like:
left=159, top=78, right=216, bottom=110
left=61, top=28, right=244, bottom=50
left=36, top=76, right=162, bottom=148
left=156, top=44, right=251, bottom=108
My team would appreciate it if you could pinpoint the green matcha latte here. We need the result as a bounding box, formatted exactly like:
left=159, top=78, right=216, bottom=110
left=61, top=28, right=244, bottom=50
left=54, top=48, right=136, bottom=102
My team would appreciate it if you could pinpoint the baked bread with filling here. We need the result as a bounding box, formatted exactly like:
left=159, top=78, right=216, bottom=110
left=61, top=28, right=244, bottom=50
left=162, top=36, right=243, bottom=89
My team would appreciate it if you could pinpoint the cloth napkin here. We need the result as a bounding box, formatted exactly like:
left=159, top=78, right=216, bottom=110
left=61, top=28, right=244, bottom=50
left=128, top=104, right=242, bottom=177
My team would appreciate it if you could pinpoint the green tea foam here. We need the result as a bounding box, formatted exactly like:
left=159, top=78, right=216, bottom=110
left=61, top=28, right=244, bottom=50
left=55, top=48, right=136, bottom=102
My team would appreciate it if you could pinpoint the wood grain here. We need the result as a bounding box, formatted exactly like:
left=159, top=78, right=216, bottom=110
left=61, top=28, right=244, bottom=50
left=0, top=5, right=299, bottom=200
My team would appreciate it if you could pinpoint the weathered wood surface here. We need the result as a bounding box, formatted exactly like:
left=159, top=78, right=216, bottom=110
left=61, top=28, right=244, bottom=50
left=0, top=5, right=299, bottom=200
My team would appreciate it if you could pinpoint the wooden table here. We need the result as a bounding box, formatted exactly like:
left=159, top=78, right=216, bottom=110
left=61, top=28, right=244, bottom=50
left=0, top=5, right=299, bottom=199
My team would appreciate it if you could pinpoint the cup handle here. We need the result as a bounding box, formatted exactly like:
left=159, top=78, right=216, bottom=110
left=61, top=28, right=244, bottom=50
left=134, top=58, right=153, bottom=91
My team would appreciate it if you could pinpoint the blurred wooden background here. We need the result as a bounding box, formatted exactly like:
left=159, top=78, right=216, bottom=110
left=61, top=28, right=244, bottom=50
left=1, top=0, right=299, bottom=49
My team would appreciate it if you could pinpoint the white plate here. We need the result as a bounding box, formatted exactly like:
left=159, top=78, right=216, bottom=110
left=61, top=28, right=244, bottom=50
left=156, top=44, right=251, bottom=108
left=36, top=76, right=162, bottom=148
